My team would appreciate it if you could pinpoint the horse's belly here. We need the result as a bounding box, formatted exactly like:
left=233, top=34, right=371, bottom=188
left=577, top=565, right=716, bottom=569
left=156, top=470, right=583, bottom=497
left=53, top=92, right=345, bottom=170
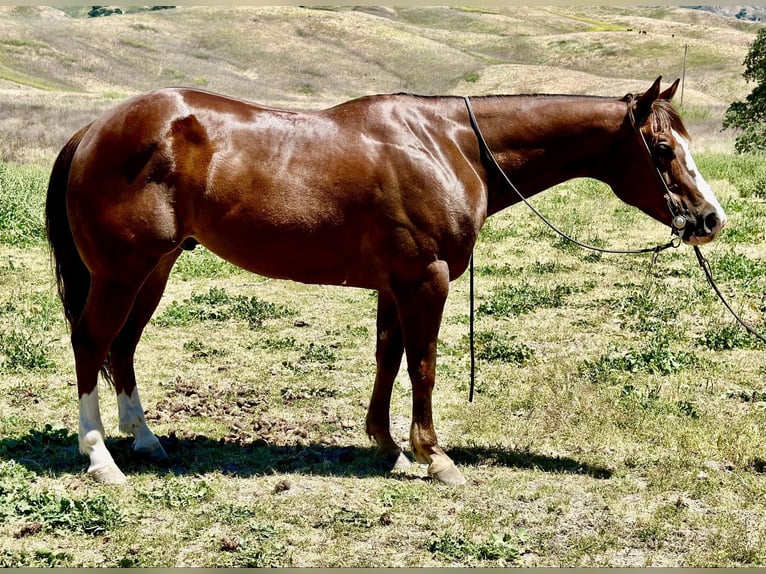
left=197, top=221, right=384, bottom=290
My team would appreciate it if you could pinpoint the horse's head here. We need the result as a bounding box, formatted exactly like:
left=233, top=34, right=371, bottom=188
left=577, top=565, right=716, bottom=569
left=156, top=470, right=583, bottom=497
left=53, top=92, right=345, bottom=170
left=614, top=77, right=726, bottom=246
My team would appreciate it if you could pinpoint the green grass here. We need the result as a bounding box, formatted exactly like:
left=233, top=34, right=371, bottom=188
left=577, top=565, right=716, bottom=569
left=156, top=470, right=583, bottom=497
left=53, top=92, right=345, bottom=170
left=477, top=282, right=581, bottom=316
left=582, top=333, right=699, bottom=382
left=1, top=136, right=765, bottom=568
left=153, top=287, right=296, bottom=329
left=0, top=459, right=122, bottom=536
left=0, top=62, right=59, bottom=91
left=426, top=530, right=528, bottom=565
left=0, top=162, right=48, bottom=246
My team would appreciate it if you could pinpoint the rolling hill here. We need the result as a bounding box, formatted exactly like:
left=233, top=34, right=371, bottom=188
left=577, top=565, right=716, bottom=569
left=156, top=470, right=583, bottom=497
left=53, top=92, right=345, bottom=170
left=0, top=5, right=761, bottom=163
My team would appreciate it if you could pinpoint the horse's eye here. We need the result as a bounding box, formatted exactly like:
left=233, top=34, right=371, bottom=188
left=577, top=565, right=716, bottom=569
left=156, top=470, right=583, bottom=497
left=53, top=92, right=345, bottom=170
left=654, top=143, right=674, bottom=160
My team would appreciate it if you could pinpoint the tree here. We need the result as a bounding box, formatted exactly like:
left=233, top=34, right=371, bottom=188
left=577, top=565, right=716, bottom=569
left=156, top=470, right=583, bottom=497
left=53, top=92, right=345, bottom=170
left=723, top=27, right=766, bottom=153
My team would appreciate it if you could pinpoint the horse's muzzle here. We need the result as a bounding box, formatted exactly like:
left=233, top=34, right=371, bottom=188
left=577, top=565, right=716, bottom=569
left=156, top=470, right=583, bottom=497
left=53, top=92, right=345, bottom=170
left=685, top=209, right=726, bottom=245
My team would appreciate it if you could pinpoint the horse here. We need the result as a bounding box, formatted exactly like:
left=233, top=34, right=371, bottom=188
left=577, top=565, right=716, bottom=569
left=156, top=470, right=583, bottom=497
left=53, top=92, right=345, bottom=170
left=45, top=77, right=726, bottom=485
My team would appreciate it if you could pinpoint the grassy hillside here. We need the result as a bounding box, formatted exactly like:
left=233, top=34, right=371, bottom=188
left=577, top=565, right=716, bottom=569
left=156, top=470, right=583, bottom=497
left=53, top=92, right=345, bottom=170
left=0, top=5, right=760, bottom=163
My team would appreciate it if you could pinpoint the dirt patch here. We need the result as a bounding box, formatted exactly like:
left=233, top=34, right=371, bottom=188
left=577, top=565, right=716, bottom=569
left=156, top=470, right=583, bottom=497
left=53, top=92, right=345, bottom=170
left=146, top=376, right=268, bottom=422
left=146, top=376, right=355, bottom=448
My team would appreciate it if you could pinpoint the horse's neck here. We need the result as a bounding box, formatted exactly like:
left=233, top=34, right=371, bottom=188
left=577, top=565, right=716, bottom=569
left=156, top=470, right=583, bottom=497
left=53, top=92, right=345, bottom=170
left=472, top=95, right=628, bottom=215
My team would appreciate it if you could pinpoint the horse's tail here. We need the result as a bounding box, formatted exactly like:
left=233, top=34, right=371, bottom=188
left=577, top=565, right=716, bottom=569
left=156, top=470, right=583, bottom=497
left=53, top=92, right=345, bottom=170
left=46, top=122, right=91, bottom=331
left=45, top=122, right=113, bottom=382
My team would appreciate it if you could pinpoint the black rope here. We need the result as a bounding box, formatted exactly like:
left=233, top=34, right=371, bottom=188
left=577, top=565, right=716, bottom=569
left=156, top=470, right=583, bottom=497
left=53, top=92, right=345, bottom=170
left=694, top=246, right=766, bottom=345
left=464, top=96, right=681, bottom=403
left=469, top=252, right=476, bottom=403
left=464, top=97, right=765, bottom=404
left=463, top=97, right=680, bottom=257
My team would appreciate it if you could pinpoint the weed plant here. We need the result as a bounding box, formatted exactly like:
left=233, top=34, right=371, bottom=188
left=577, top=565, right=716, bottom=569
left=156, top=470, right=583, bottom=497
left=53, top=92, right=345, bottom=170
left=153, top=286, right=295, bottom=329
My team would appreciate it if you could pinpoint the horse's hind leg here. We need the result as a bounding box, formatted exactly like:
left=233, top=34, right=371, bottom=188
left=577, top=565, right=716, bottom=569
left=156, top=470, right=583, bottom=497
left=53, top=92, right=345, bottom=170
left=75, top=271, right=154, bottom=485
left=109, top=252, right=180, bottom=462
left=365, top=291, right=411, bottom=472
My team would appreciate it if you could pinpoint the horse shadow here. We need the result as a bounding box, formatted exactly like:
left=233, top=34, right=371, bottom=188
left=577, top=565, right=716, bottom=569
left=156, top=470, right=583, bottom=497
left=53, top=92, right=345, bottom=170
left=1, top=424, right=616, bottom=481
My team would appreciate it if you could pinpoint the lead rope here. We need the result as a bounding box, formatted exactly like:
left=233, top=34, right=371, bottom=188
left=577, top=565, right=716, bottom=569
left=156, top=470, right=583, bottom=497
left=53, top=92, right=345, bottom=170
left=693, top=246, right=766, bottom=345
left=465, top=95, right=691, bottom=403
left=469, top=252, right=476, bottom=403
left=465, top=97, right=766, bottom=402
left=463, top=97, right=681, bottom=258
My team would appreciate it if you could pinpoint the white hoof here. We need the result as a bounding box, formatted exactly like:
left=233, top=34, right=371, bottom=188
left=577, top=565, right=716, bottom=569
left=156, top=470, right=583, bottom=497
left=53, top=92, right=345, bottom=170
left=391, top=451, right=413, bottom=472
left=88, top=462, right=127, bottom=485
left=427, top=458, right=467, bottom=485
left=375, top=449, right=412, bottom=472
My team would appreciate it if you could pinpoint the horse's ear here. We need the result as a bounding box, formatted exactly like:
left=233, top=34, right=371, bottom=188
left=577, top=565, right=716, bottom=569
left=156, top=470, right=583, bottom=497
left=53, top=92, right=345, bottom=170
left=632, top=76, right=662, bottom=126
left=659, top=78, right=680, bottom=101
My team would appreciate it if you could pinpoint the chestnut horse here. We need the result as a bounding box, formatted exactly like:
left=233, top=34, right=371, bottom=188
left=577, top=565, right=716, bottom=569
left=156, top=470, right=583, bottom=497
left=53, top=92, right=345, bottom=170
left=46, top=77, right=725, bottom=485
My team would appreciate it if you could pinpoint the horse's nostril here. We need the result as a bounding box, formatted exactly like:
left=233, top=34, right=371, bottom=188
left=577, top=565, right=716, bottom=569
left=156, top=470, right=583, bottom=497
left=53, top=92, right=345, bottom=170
left=704, top=212, right=720, bottom=234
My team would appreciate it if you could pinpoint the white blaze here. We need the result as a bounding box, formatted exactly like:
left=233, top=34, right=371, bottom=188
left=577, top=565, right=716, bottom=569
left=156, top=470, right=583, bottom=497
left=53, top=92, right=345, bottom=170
left=672, top=129, right=727, bottom=230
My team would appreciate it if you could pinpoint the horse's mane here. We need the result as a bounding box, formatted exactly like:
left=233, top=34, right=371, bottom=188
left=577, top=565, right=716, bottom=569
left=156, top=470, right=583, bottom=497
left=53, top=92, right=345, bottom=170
left=649, top=98, right=690, bottom=141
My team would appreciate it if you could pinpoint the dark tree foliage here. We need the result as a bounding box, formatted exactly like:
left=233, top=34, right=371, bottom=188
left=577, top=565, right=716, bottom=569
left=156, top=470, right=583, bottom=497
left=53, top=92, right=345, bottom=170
left=88, top=6, right=123, bottom=17
left=88, top=6, right=174, bottom=18
left=723, top=28, right=766, bottom=153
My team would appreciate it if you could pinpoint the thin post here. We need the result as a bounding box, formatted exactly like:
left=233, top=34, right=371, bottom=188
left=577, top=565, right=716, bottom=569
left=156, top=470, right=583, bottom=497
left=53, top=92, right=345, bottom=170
left=681, top=43, right=688, bottom=106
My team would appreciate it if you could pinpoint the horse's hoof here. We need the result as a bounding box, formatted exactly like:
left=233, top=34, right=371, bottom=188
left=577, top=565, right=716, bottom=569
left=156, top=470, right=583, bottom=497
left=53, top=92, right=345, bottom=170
left=375, top=450, right=412, bottom=472
left=428, top=461, right=466, bottom=485
left=134, top=440, right=168, bottom=462
left=88, top=462, right=127, bottom=485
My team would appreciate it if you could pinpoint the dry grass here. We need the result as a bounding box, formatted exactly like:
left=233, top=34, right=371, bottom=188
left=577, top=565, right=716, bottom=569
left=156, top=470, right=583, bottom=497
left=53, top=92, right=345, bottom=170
left=0, top=5, right=765, bottom=567
left=0, top=5, right=756, bottom=163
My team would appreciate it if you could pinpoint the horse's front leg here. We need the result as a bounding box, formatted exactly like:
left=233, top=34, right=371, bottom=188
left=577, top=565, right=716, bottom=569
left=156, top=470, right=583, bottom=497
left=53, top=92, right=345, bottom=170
left=396, top=260, right=466, bottom=485
left=365, top=291, right=411, bottom=472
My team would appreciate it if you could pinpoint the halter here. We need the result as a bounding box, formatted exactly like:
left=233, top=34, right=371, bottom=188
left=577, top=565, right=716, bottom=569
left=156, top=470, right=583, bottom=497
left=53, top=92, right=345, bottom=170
left=624, top=93, right=691, bottom=240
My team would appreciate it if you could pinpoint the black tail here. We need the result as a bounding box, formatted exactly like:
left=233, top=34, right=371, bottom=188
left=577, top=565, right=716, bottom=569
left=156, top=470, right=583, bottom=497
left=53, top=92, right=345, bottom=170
left=45, top=122, right=114, bottom=383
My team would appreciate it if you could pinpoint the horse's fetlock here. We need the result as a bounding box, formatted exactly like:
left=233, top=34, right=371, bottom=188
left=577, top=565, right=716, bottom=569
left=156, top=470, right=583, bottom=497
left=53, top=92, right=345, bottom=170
left=81, top=429, right=105, bottom=450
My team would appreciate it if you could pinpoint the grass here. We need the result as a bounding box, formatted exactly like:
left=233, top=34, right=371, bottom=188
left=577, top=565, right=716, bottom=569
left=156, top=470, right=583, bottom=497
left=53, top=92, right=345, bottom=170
left=152, top=286, right=296, bottom=329
left=0, top=162, right=48, bottom=246
left=0, top=5, right=765, bottom=568
left=478, top=282, right=581, bottom=317
left=2, top=148, right=763, bottom=566
left=0, top=458, right=122, bottom=537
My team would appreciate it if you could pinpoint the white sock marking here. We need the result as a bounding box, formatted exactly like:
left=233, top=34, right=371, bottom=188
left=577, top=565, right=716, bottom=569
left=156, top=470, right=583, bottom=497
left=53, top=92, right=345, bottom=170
left=79, top=388, right=116, bottom=472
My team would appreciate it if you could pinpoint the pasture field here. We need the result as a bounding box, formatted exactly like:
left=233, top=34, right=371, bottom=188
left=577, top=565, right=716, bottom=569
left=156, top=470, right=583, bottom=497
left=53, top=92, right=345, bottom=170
left=0, top=5, right=765, bottom=567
